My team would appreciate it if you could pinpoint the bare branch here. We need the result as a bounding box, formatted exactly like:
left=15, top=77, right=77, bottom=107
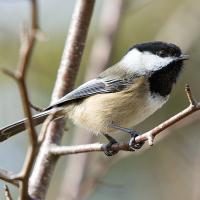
left=185, top=84, right=197, bottom=106
left=17, top=0, right=37, bottom=77
left=17, top=80, right=38, bottom=146
left=137, top=85, right=200, bottom=146
left=4, top=185, right=13, bottom=200
left=50, top=142, right=130, bottom=156
left=50, top=85, right=200, bottom=155
left=51, top=0, right=95, bottom=102
left=12, top=1, right=39, bottom=199
left=0, top=68, right=17, bottom=81
left=29, top=101, right=44, bottom=112
left=31, top=0, right=39, bottom=30
left=0, top=0, right=39, bottom=199
left=38, top=111, right=58, bottom=144
left=15, top=0, right=38, bottom=148
left=0, top=169, right=19, bottom=187
left=29, top=1, right=95, bottom=199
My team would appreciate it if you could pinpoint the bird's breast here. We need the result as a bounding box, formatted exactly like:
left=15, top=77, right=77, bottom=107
left=69, top=77, right=168, bottom=134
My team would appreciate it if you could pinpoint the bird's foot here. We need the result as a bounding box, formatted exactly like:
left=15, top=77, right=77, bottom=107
left=103, top=134, right=119, bottom=156
left=128, top=132, right=145, bottom=151
left=109, top=122, right=145, bottom=151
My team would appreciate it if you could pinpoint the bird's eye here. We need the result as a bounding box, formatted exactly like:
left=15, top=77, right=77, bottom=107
left=157, top=50, right=166, bottom=57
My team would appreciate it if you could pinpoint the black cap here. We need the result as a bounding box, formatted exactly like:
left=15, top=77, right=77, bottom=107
left=128, top=41, right=182, bottom=58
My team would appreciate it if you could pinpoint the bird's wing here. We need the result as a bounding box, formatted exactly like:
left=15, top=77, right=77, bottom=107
left=45, top=77, right=133, bottom=110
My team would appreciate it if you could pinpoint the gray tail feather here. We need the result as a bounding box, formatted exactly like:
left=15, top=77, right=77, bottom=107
left=0, top=111, right=51, bottom=142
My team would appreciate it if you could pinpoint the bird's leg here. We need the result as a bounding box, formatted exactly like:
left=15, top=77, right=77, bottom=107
left=109, top=123, right=145, bottom=151
left=29, top=101, right=44, bottom=112
left=103, top=133, right=119, bottom=156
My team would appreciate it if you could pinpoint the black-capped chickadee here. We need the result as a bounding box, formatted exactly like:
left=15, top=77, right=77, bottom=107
left=0, top=41, right=189, bottom=154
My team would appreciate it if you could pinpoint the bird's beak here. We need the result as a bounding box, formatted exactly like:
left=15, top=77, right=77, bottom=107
left=177, top=54, right=190, bottom=61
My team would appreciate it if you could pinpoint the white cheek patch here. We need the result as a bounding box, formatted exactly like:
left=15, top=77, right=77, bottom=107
left=121, top=49, right=174, bottom=75
left=142, top=52, right=173, bottom=71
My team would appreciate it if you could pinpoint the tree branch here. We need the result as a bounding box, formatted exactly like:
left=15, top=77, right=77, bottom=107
left=4, top=185, right=13, bottom=200
left=28, top=1, right=95, bottom=199
left=14, top=1, right=39, bottom=199
left=50, top=85, right=200, bottom=155
left=0, top=169, right=19, bottom=187
left=0, top=0, right=39, bottom=199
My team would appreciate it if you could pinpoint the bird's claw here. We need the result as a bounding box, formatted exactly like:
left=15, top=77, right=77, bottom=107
left=128, top=133, right=145, bottom=151
left=104, top=139, right=119, bottom=156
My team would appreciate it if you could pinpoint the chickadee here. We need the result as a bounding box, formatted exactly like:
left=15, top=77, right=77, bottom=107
left=0, top=41, right=189, bottom=155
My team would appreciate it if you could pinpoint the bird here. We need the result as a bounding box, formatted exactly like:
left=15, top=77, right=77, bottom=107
left=0, top=41, right=189, bottom=155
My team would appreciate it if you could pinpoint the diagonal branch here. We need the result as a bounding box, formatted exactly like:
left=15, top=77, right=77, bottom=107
left=4, top=185, right=13, bottom=200
left=0, top=169, right=19, bottom=187
left=50, top=85, right=200, bottom=156
left=138, top=85, right=199, bottom=146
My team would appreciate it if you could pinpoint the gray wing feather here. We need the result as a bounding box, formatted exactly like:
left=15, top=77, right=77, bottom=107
left=45, top=77, right=133, bottom=110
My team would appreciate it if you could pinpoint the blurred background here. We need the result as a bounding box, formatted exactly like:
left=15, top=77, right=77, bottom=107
left=0, top=0, right=200, bottom=199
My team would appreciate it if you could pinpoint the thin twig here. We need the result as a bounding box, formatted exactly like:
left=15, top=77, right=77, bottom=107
left=0, top=169, right=19, bottom=187
left=0, top=0, right=39, bottom=199
left=185, top=84, right=197, bottom=106
left=38, top=111, right=58, bottom=144
left=17, top=1, right=37, bottom=77
left=29, top=101, right=44, bottom=112
left=0, top=69, right=17, bottom=81
left=138, top=85, right=199, bottom=145
left=50, top=85, right=200, bottom=155
left=4, top=185, right=13, bottom=200
left=17, top=80, right=38, bottom=145
left=16, top=0, right=39, bottom=198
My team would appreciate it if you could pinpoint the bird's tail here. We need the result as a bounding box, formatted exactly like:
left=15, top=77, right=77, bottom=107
left=0, top=110, right=52, bottom=142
